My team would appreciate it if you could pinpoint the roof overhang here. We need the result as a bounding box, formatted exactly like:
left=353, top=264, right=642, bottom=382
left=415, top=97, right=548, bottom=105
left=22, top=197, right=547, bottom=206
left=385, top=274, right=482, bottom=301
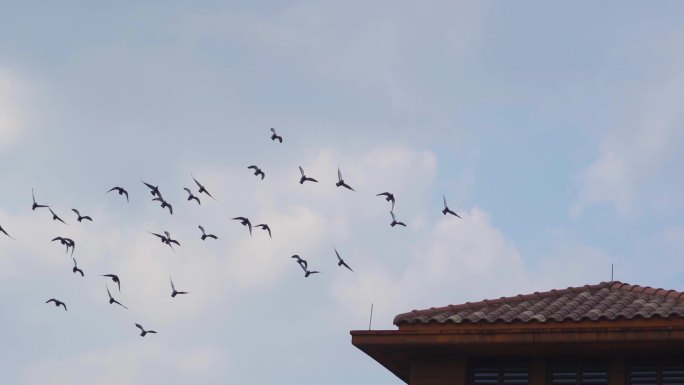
left=351, top=319, right=684, bottom=384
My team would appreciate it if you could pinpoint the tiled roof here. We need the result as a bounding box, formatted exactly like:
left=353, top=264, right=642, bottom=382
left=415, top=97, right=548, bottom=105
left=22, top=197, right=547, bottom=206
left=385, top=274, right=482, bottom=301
left=394, top=281, right=684, bottom=325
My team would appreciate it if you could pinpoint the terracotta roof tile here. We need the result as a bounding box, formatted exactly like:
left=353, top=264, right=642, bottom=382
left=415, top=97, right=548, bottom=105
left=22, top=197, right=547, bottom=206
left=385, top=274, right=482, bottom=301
left=393, top=281, right=684, bottom=326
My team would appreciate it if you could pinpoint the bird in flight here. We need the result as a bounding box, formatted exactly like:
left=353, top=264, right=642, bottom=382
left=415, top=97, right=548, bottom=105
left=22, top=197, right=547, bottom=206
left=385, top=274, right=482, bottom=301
left=0, top=225, right=15, bottom=240
left=72, top=258, right=84, bottom=277
left=270, top=128, right=283, bottom=143
left=183, top=188, right=201, bottom=205
left=141, top=180, right=161, bottom=198
left=336, top=167, right=355, bottom=191
left=52, top=236, right=75, bottom=256
left=152, top=196, right=173, bottom=215
left=149, top=231, right=180, bottom=251
left=46, top=298, right=67, bottom=311
left=298, top=166, right=318, bottom=184
left=31, top=189, right=49, bottom=211
left=442, top=195, right=461, bottom=218
left=255, top=224, right=271, bottom=238
left=232, top=217, right=252, bottom=236
left=198, top=225, right=218, bottom=241
left=376, top=192, right=396, bottom=210
left=191, top=174, right=216, bottom=200
left=292, top=256, right=320, bottom=278
left=135, top=323, right=157, bottom=337
left=108, top=186, right=129, bottom=202
left=291, top=255, right=308, bottom=270
left=390, top=211, right=406, bottom=227
left=102, top=274, right=121, bottom=292
left=170, top=277, right=189, bottom=297
left=334, top=248, right=353, bottom=272
left=49, top=208, right=68, bottom=224
left=247, top=165, right=265, bottom=180
left=71, top=209, right=93, bottom=222
left=106, top=285, right=128, bottom=309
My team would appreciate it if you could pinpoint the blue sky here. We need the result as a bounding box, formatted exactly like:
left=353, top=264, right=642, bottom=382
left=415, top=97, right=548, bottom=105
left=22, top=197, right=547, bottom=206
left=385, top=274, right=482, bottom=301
left=2, top=2, right=684, bottom=384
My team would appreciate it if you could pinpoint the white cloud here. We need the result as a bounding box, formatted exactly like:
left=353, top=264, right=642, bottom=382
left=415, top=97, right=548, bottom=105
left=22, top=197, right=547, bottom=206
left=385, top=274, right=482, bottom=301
left=0, top=68, right=27, bottom=149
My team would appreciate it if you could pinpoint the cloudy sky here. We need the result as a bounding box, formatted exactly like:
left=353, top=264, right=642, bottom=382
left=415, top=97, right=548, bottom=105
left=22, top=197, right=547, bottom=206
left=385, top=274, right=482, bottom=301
left=2, top=1, right=684, bottom=384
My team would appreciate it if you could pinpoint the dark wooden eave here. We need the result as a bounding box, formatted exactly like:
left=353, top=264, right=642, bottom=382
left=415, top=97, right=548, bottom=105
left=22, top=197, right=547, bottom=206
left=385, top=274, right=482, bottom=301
left=351, top=318, right=684, bottom=384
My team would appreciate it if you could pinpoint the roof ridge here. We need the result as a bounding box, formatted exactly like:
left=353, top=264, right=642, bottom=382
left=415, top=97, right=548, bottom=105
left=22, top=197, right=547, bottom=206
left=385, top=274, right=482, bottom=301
left=393, top=281, right=684, bottom=326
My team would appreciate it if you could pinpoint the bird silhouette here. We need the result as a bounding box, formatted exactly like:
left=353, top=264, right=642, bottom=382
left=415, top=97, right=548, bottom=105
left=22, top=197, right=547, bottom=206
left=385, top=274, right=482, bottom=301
left=0, top=225, right=15, bottom=240
left=108, top=187, right=129, bottom=202
left=106, top=285, right=128, bottom=309
left=376, top=192, right=396, bottom=210
left=294, top=257, right=320, bottom=278
left=72, top=258, right=84, bottom=277
left=152, top=196, right=173, bottom=215
left=183, top=188, right=201, bottom=205
left=141, top=180, right=161, bottom=198
left=31, top=189, right=49, bottom=211
left=71, top=209, right=93, bottom=222
left=49, top=208, right=68, bottom=224
left=270, top=128, right=283, bottom=143
left=299, top=166, right=318, bottom=184
left=46, top=298, right=67, bottom=311
left=255, top=224, right=271, bottom=238
left=442, top=195, right=461, bottom=218
left=52, top=236, right=75, bottom=256
left=336, top=167, right=355, bottom=191
left=232, top=217, right=252, bottom=236
left=149, top=231, right=178, bottom=251
left=170, top=277, right=188, bottom=297
left=247, top=165, right=265, bottom=180
left=191, top=174, right=216, bottom=200
left=390, top=211, right=406, bottom=227
left=198, top=225, right=218, bottom=241
left=102, top=274, right=121, bottom=292
left=135, top=323, right=157, bottom=337
left=334, top=248, right=353, bottom=272
left=291, top=255, right=308, bottom=270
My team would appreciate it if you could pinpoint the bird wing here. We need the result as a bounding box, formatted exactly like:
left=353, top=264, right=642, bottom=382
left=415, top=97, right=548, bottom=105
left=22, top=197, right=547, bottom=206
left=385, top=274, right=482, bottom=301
left=135, top=323, right=144, bottom=331
left=46, top=298, right=56, bottom=304
left=60, top=302, right=67, bottom=310
left=113, top=299, right=128, bottom=309
left=192, top=175, right=202, bottom=189
left=72, top=209, right=80, bottom=215
left=107, top=187, right=118, bottom=193
left=123, top=190, right=129, bottom=202
left=376, top=192, right=390, bottom=197
left=443, top=194, right=447, bottom=208
left=342, top=261, right=353, bottom=272
left=198, top=225, right=205, bottom=234
left=142, top=181, right=155, bottom=190
left=32, top=188, right=36, bottom=203
left=167, top=204, right=173, bottom=215
left=337, top=167, right=342, bottom=181
left=147, top=330, right=157, bottom=334
left=232, top=217, right=246, bottom=221
left=390, top=211, right=396, bottom=221
left=149, top=232, right=164, bottom=239
left=106, top=286, right=112, bottom=298
left=207, top=234, right=218, bottom=239
left=335, top=248, right=342, bottom=262
left=299, top=166, right=305, bottom=176
left=170, top=277, right=175, bottom=291
left=184, top=187, right=192, bottom=194
left=248, top=165, right=258, bottom=170
left=343, top=183, right=355, bottom=191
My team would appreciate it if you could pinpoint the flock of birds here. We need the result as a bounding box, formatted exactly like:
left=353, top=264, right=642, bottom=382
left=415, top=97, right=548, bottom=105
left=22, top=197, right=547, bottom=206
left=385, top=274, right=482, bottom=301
left=0, top=127, right=462, bottom=338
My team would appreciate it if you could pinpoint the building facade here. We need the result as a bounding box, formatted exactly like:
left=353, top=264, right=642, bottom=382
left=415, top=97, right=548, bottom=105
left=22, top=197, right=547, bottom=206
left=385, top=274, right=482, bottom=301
left=351, top=281, right=684, bottom=385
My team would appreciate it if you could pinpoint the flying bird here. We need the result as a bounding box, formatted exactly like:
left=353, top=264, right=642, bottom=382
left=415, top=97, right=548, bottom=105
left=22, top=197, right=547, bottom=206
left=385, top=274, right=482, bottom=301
left=52, top=236, right=75, bottom=255
left=49, top=208, right=68, bottom=224
left=334, top=248, right=353, bottom=272
left=336, top=167, right=355, bottom=191
left=71, top=209, right=93, bottom=222
left=298, top=166, right=318, bottom=184
left=390, top=211, right=406, bottom=227
left=191, top=174, right=216, bottom=200
left=149, top=231, right=178, bottom=251
left=198, top=225, right=218, bottom=241
left=442, top=195, right=461, bottom=218
left=0, top=225, right=15, bottom=240
left=72, top=258, right=84, bottom=277
left=232, top=217, right=252, bottom=236
left=255, top=224, right=271, bottom=238
left=291, top=255, right=308, bottom=270
left=46, top=298, right=67, bottom=311
left=108, top=186, right=129, bottom=202
left=152, top=197, right=173, bottom=215
left=106, top=286, right=128, bottom=309
left=135, top=323, right=157, bottom=337
left=292, top=256, right=320, bottom=278
left=170, top=277, right=188, bottom=297
left=31, top=189, right=49, bottom=211
left=141, top=180, right=161, bottom=198
left=270, top=128, right=283, bottom=143
left=102, top=274, right=121, bottom=292
left=376, top=192, right=396, bottom=210
left=164, top=231, right=180, bottom=247
left=247, top=165, right=265, bottom=180
left=183, top=188, right=200, bottom=205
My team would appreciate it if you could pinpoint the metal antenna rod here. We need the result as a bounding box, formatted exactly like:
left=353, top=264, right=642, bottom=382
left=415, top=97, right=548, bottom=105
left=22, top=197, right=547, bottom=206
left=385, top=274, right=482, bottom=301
left=369, top=303, right=374, bottom=331
left=611, top=263, right=614, bottom=282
